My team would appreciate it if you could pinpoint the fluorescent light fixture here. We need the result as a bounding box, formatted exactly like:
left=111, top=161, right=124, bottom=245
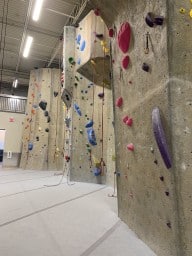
left=32, top=0, right=44, bottom=21
left=23, top=36, right=33, bottom=58
left=12, top=79, right=18, bottom=88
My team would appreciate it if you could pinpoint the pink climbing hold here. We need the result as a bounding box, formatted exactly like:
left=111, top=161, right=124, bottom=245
left=115, top=97, right=123, bottom=107
left=127, top=143, right=134, bottom=151
left=118, top=22, right=131, bottom=53
left=123, top=116, right=129, bottom=123
left=126, top=118, right=133, bottom=127
left=109, top=28, right=114, bottom=37
left=122, top=55, right=130, bottom=69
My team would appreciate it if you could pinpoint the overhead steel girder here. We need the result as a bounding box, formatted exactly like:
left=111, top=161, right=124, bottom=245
left=0, top=17, right=60, bottom=39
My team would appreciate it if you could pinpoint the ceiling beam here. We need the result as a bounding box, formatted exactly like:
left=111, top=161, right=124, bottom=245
left=0, top=17, right=60, bottom=38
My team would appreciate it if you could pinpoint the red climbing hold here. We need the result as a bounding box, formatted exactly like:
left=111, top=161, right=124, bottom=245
left=122, top=55, right=130, bottom=69
left=115, top=97, right=123, bottom=107
left=126, top=118, right=133, bottom=127
left=109, top=28, right=114, bottom=37
left=118, top=22, right=131, bottom=53
left=94, top=8, right=100, bottom=16
left=123, top=116, right=129, bottom=123
left=127, top=143, right=134, bottom=151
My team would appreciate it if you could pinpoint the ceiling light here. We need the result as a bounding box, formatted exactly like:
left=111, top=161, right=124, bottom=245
left=32, top=0, right=44, bottom=21
left=12, top=79, right=18, bottom=88
left=23, top=36, right=33, bottom=58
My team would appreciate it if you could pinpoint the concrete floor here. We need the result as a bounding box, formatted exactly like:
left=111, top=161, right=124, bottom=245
left=0, top=169, right=156, bottom=256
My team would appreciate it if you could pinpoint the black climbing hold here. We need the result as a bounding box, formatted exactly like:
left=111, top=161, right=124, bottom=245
left=160, top=176, right=164, bottom=181
left=142, top=63, right=150, bottom=72
left=98, top=92, right=104, bottom=98
left=154, top=16, right=164, bottom=26
left=39, top=100, right=47, bottom=111
left=68, top=57, right=76, bottom=65
left=96, top=34, right=104, bottom=39
left=44, top=111, right=49, bottom=117
left=165, top=191, right=170, bottom=196
left=145, top=13, right=155, bottom=27
left=154, top=159, right=158, bottom=165
left=166, top=222, right=171, bottom=229
left=36, top=136, right=39, bottom=141
left=54, top=91, right=58, bottom=97
left=47, top=116, right=51, bottom=123
left=45, top=128, right=49, bottom=132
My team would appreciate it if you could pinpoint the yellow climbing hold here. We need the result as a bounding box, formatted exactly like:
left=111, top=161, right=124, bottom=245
left=100, top=40, right=107, bottom=46
left=190, top=9, right=192, bottom=18
left=179, top=8, right=186, bottom=14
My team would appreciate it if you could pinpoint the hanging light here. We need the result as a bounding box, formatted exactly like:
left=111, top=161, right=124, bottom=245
left=23, top=36, right=33, bottom=58
left=32, top=0, right=44, bottom=21
left=12, top=79, right=18, bottom=88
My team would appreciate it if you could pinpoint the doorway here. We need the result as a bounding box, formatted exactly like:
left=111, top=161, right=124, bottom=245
left=0, top=129, right=6, bottom=166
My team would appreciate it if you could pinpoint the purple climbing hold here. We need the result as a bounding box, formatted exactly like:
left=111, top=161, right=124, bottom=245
left=142, top=63, right=150, bottom=72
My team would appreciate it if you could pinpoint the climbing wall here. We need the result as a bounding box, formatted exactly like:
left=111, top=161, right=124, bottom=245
left=88, top=0, right=192, bottom=255
left=20, top=68, right=65, bottom=171
left=62, top=13, right=115, bottom=185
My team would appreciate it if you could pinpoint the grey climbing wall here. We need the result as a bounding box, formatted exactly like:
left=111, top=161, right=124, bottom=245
left=20, top=68, right=65, bottom=171
left=63, top=13, right=115, bottom=186
left=89, top=0, right=192, bottom=255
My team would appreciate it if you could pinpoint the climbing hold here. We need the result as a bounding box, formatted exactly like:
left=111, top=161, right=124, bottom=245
left=145, top=13, right=155, bottom=27
left=127, top=143, right=134, bottom=151
left=122, top=55, right=130, bottom=69
left=94, top=8, right=100, bottom=16
left=142, top=63, right=150, bottom=72
left=118, top=22, right=131, bottom=53
left=36, top=136, right=39, bottom=141
left=115, top=97, right=123, bottom=107
left=126, top=118, right=133, bottom=127
left=79, top=129, right=83, bottom=134
left=152, top=107, right=172, bottom=169
left=32, top=104, right=38, bottom=109
left=74, top=103, right=82, bottom=116
left=85, top=120, right=94, bottom=128
left=93, top=167, right=101, bottom=176
left=65, top=155, right=70, bottom=162
left=80, top=40, right=86, bottom=51
left=87, top=128, right=97, bottom=146
left=154, top=159, right=158, bottom=165
left=96, top=33, right=104, bottom=39
left=9, top=117, right=14, bottom=122
left=39, top=100, right=47, bottom=111
left=61, top=88, right=72, bottom=108
left=64, top=117, right=71, bottom=128
left=179, top=8, right=186, bottom=14
left=68, top=57, right=76, bottom=65
left=76, top=34, right=81, bottom=44
left=31, top=109, right=36, bottom=115
left=165, top=191, right=170, bottom=196
left=77, top=58, right=81, bottom=65
left=123, top=116, right=129, bottom=124
left=160, top=176, right=164, bottom=181
left=154, top=16, right=164, bottom=26
left=44, top=111, right=49, bottom=117
left=150, top=147, right=154, bottom=153
left=166, top=222, right=171, bottom=229
left=45, top=128, right=49, bottom=132
left=98, top=92, right=104, bottom=98
left=47, top=116, right=51, bottom=123
left=54, top=91, right=58, bottom=97
left=28, top=142, right=33, bottom=151
left=108, top=28, right=114, bottom=37
left=190, top=9, right=192, bottom=18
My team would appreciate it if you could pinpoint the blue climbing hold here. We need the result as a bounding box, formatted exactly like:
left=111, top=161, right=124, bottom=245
left=76, top=34, right=81, bottom=45
left=85, top=120, right=94, bottom=128
left=80, top=40, right=86, bottom=51
left=93, top=167, right=101, bottom=176
left=87, top=128, right=97, bottom=146
left=28, top=142, right=33, bottom=151
left=74, top=103, right=82, bottom=116
left=77, top=58, right=81, bottom=65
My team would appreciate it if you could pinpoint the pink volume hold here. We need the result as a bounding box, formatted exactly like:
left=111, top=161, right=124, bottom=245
left=115, top=97, right=123, bottom=107
left=127, top=143, right=134, bottom=151
left=126, top=118, right=133, bottom=127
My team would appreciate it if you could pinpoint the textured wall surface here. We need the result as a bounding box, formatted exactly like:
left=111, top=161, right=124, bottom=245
left=63, top=14, right=115, bottom=186
left=20, top=68, right=65, bottom=171
left=89, top=0, right=192, bottom=255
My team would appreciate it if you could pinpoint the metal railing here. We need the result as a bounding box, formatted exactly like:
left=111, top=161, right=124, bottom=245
left=0, top=94, right=27, bottom=114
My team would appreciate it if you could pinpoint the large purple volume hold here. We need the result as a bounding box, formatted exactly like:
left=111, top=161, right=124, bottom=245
left=152, top=107, right=172, bottom=169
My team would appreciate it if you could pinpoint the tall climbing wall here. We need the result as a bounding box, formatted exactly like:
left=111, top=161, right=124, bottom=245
left=89, top=0, right=192, bottom=255
left=20, top=68, right=65, bottom=171
left=62, top=12, right=115, bottom=185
